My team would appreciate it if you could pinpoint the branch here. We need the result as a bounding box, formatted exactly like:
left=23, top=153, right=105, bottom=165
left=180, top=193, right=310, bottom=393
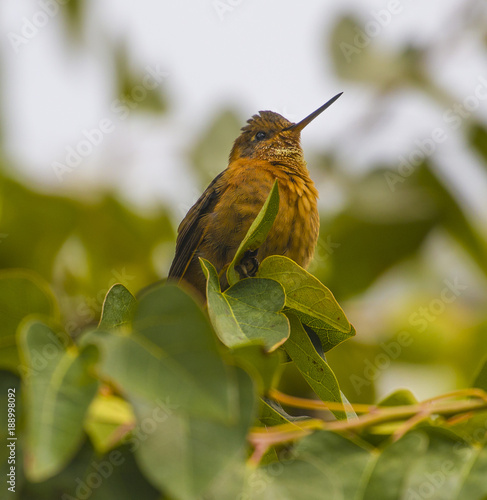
left=248, top=388, right=487, bottom=464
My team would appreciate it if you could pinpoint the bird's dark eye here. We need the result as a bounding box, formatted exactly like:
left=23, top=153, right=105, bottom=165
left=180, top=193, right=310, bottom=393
left=255, top=131, right=267, bottom=141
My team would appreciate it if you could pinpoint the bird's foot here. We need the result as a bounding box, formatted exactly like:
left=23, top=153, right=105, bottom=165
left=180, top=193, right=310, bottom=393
left=236, top=249, right=260, bottom=279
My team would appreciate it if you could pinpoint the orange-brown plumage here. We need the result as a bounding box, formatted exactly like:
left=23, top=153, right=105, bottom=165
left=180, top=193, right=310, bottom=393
left=168, top=94, right=342, bottom=298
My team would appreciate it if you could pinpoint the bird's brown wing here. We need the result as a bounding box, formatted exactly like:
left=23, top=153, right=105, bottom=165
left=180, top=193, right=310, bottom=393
left=168, top=171, right=226, bottom=280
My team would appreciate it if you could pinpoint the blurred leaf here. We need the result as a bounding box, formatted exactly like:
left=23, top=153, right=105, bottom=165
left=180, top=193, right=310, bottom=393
left=467, top=122, right=487, bottom=167
left=115, top=44, right=167, bottom=114
left=0, top=269, right=60, bottom=372
left=363, top=389, right=419, bottom=447
left=295, top=431, right=372, bottom=499
left=60, top=0, right=84, bottom=42
left=98, top=284, right=136, bottom=330
left=18, top=441, right=93, bottom=499
left=455, top=445, right=487, bottom=500
left=323, top=210, right=438, bottom=299
left=363, top=427, right=470, bottom=499
left=83, top=284, right=236, bottom=422
left=84, top=393, right=135, bottom=454
left=227, top=179, right=280, bottom=287
left=258, top=256, right=355, bottom=351
left=0, top=175, right=77, bottom=276
left=258, top=397, right=310, bottom=427
left=19, top=321, right=99, bottom=482
left=447, top=409, right=487, bottom=447
left=329, top=16, right=427, bottom=90
left=326, top=340, right=377, bottom=404
left=19, top=442, right=159, bottom=500
left=236, top=431, right=370, bottom=499
left=85, top=446, right=160, bottom=500
left=0, top=173, right=174, bottom=326
left=243, top=459, right=331, bottom=499
left=202, top=259, right=289, bottom=351
left=378, top=389, right=418, bottom=407
left=190, top=109, right=242, bottom=186
left=472, top=359, right=487, bottom=391
left=259, top=398, right=294, bottom=426
left=284, top=313, right=345, bottom=419
left=132, top=368, right=255, bottom=500
left=229, top=344, right=282, bottom=394
left=417, top=162, right=487, bottom=279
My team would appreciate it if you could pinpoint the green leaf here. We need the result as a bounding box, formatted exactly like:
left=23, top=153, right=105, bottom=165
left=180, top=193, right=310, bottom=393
left=86, top=445, right=161, bottom=500
left=417, top=162, right=487, bottom=279
left=84, top=284, right=236, bottom=422
left=19, top=321, right=99, bottom=482
left=114, top=43, right=167, bottom=114
left=447, top=409, right=487, bottom=447
left=98, top=284, right=137, bottom=330
left=258, top=255, right=355, bottom=352
left=294, top=431, right=372, bottom=499
left=284, top=313, right=345, bottom=419
left=472, top=358, right=487, bottom=392
left=363, top=389, right=419, bottom=446
left=258, top=397, right=309, bottom=426
left=226, top=180, right=280, bottom=287
left=205, top=429, right=349, bottom=500
left=60, top=0, right=84, bottom=42
left=0, top=173, right=174, bottom=323
left=0, top=269, right=60, bottom=372
left=133, top=368, right=255, bottom=500
left=84, top=393, right=135, bottom=454
left=378, top=388, right=418, bottom=407
left=202, top=259, right=289, bottom=351
left=243, top=459, right=331, bottom=500
left=259, top=398, right=293, bottom=426
left=467, top=122, right=487, bottom=168
left=455, top=445, right=487, bottom=499
left=238, top=432, right=370, bottom=500
left=329, top=16, right=425, bottom=89
left=312, top=165, right=442, bottom=299
left=363, top=427, right=471, bottom=500
left=321, top=216, right=438, bottom=300
left=229, top=344, right=282, bottom=394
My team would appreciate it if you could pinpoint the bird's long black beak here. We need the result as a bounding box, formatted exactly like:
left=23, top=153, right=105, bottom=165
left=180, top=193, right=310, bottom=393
left=286, top=92, right=343, bottom=133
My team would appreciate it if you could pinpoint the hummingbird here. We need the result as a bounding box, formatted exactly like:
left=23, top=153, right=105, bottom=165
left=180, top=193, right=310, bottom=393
left=168, top=93, right=343, bottom=298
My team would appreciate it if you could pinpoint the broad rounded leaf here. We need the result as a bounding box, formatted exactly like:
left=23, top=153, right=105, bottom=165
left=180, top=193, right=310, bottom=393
left=363, top=427, right=471, bottom=500
left=19, top=321, right=99, bottom=482
left=294, top=431, right=372, bottom=499
left=0, top=269, right=59, bottom=372
left=133, top=368, right=255, bottom=500
left=84, top=284, right=236, bottom=423
left=378, top=389, right=418, bottom=407
left=98, top=284, right=136, bottom=330
left=258, top=255, right=355, bottom=351
left=202, top=259, right=289, bottom=351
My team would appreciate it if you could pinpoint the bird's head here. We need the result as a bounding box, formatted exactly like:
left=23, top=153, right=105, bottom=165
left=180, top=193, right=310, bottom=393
left=229, top=93, right=342, bottom=172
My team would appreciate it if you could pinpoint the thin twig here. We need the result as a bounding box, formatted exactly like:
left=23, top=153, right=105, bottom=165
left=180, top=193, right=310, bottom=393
left=249, top=391, right=487, bottom=463
left=269, top=388, right=373, bottom=414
